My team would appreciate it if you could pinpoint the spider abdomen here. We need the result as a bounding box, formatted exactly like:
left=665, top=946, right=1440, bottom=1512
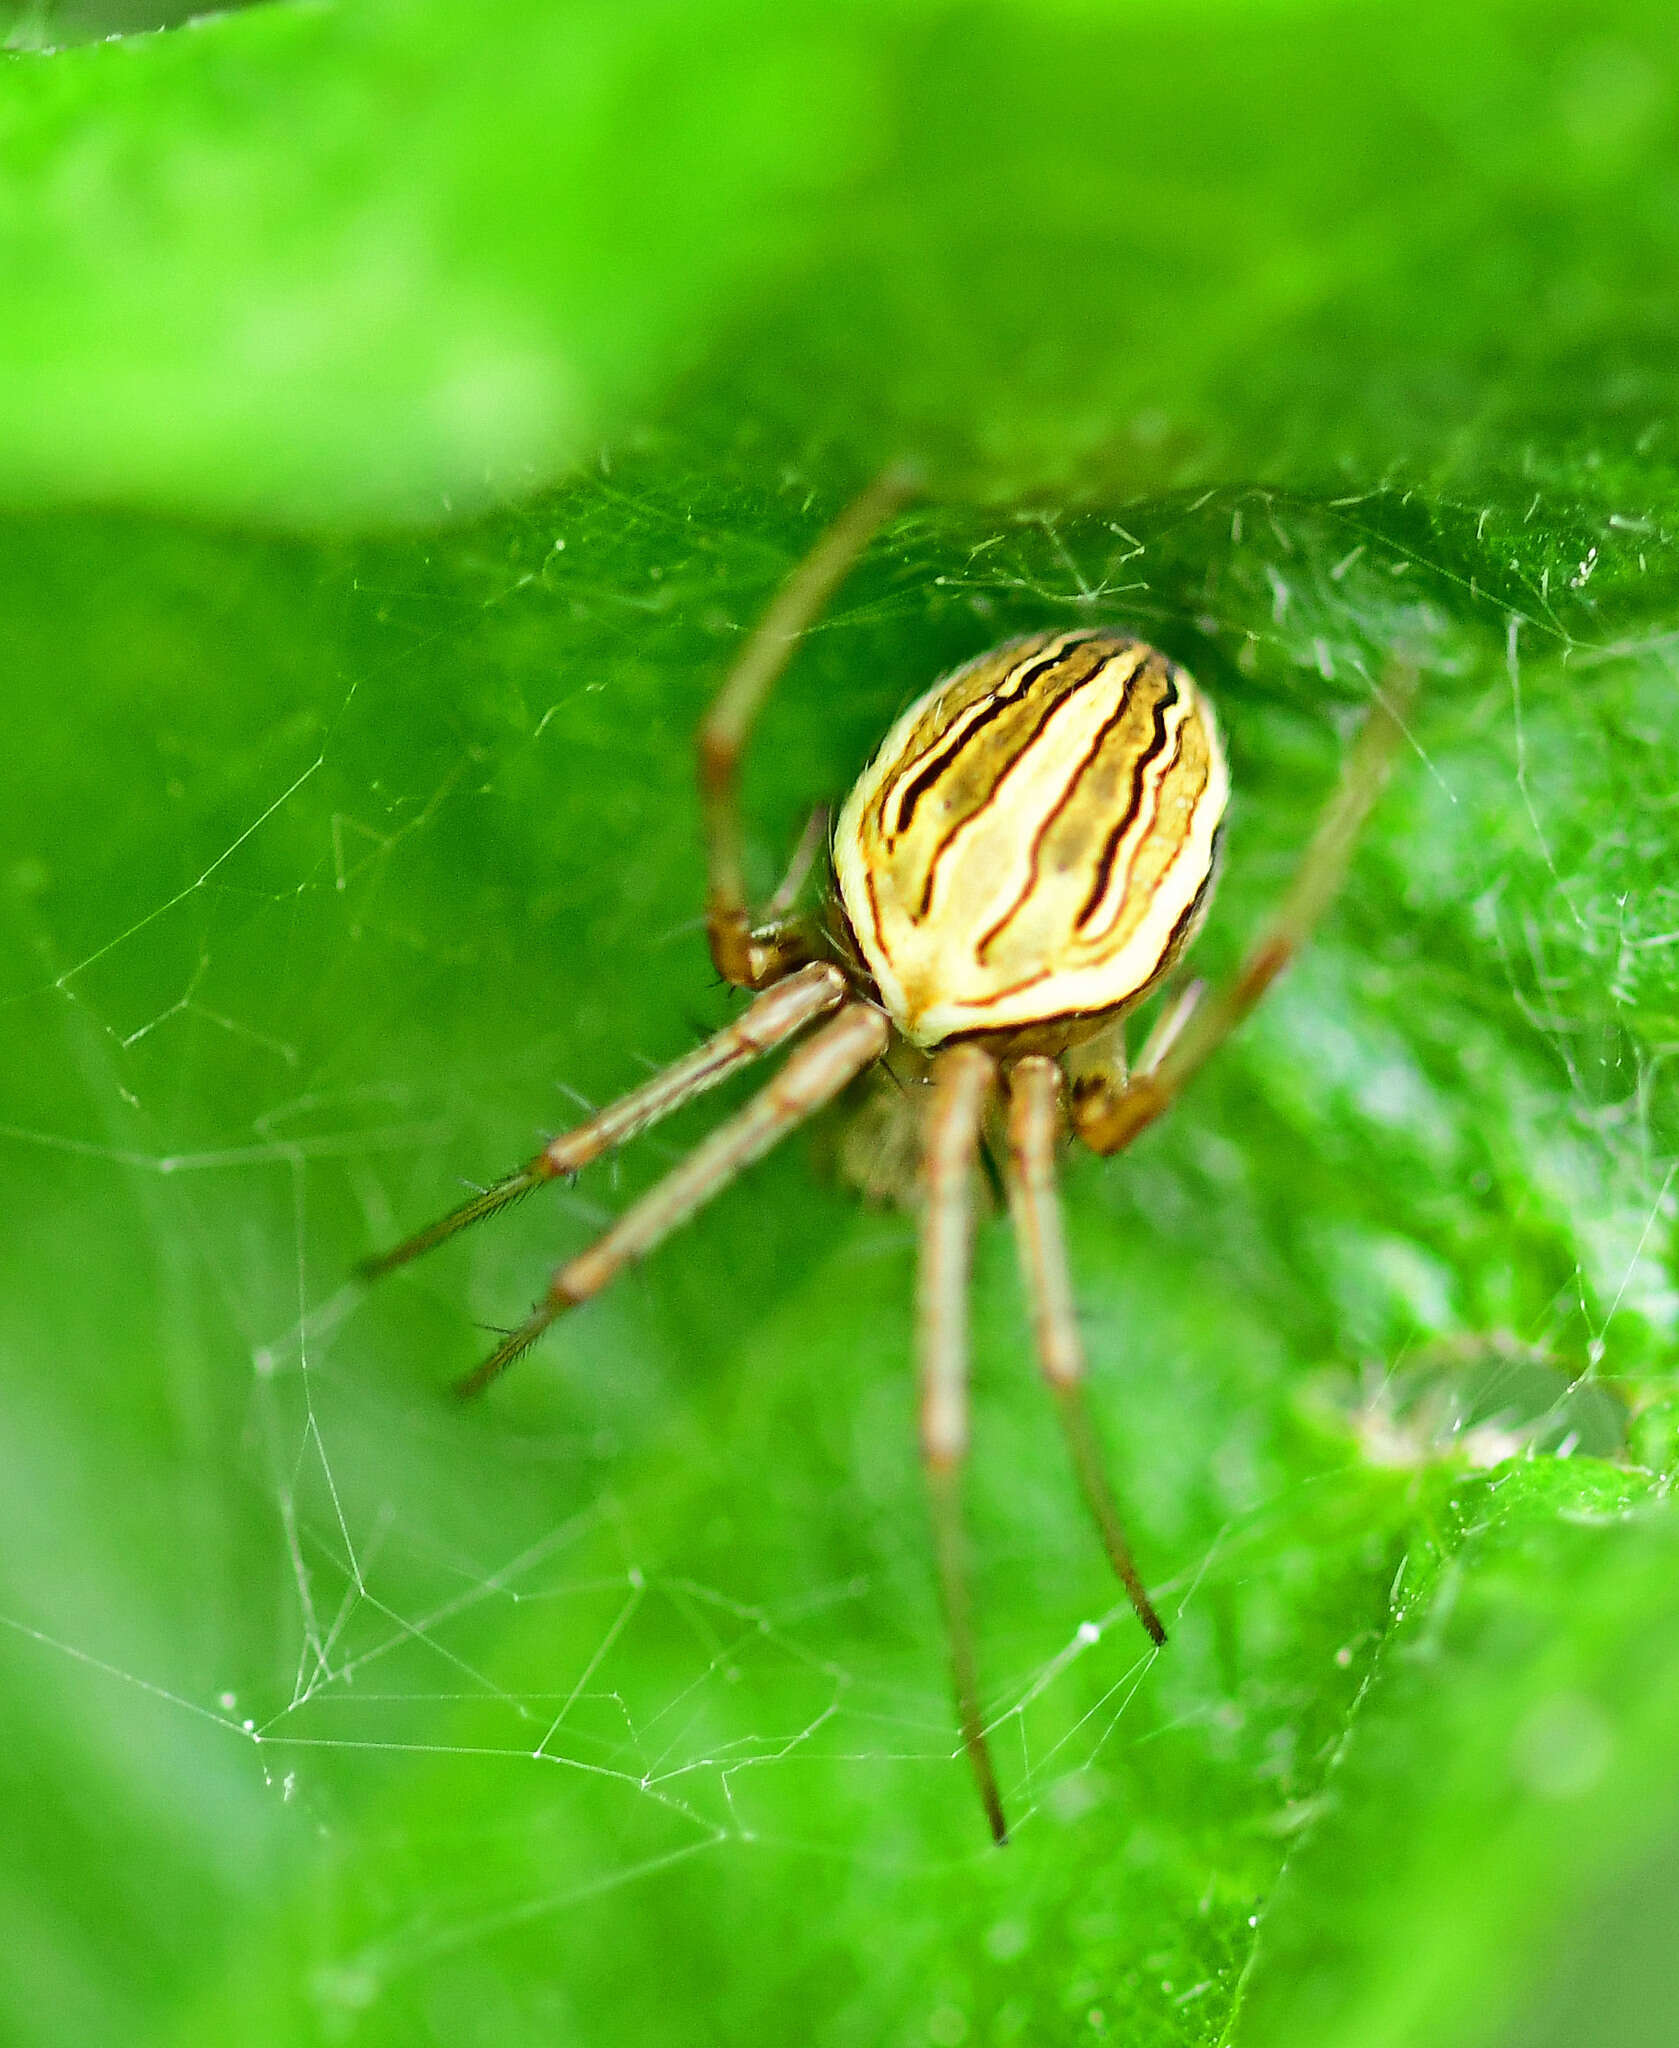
left=833, top=630, right=1228, bottom=1046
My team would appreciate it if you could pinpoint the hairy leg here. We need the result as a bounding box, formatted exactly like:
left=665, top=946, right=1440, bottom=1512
left=457, top=1000, right=890, bottom=1397
left=359, top=962, right=847, bottom=1280
left=698, top=466, right=919, bottom=988
left=1073, top=669, right=1417, bottom=1155
left=918, top=1042, right=1009, bottom=1843
left=1004, top=1056, right=1166, bottom=1644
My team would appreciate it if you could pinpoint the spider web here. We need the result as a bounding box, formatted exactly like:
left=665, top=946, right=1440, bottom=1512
left=1, top=468, right=1674, bottom=2036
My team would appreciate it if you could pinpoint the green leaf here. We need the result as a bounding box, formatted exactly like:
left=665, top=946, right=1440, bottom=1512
left=1235, top=1465, right=1679, bottom=2048
left=1, top=6, right=1676, bottom=2048
left=0, top=0, right=1676, bottom=550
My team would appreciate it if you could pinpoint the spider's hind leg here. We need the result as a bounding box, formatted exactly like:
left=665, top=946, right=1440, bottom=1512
left=1061, top=980, right=1203, bottom=1149
left=1072, top=669, right=1416, bottom=1157
left=698, top=466, right=919, bottom=989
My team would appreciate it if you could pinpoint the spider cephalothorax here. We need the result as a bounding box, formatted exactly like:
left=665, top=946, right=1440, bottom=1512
left=362, top=471, right=1412, bottom=1841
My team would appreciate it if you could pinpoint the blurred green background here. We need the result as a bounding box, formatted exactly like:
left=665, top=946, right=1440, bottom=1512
left=2, top=3, right=1678, bottom=2044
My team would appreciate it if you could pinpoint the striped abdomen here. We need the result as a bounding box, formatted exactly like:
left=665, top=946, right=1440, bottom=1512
left=832, top=631, right=1228, bottom=1046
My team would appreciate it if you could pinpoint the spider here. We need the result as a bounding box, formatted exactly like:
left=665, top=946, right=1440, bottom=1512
left=362, top=469, right=1414, bottom=1842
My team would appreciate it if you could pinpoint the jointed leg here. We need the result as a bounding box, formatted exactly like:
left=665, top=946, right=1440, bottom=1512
left=1004, top=1058, right=1166, bottom=1645
left=761, top=805, right=831, bottom=925
left=457, top=1000, right=890, bottom=1398
left=917, top=1043, right=1008, bottom=1844
left=699, top=465, right=920, bottom=989
left=1131, top=977, right=1206, bottom=1079
left=359, top=963, right=847, bottom=1281
left=1065, top=978, right=1210, bottom=1137
left=1073, top=668, right=1418, bottom=1155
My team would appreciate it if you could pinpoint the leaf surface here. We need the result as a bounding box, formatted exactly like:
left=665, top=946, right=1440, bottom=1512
left=0, top=6, right=1676, bottom=2047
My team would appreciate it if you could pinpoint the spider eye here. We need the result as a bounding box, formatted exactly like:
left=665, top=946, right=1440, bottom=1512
left=832, top=631, right=1229, bottom=1045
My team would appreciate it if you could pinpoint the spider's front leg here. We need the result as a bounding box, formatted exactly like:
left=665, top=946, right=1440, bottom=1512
left=918, top=1043, right=1010, bottom=1844
left=1072, top=671, right=1417, bottom=1157
left=459, top=999, right=889, bottom=1396
left=358, top=963, right=848, bottom=1284
left=697, top=465, right=919, bottom=989
left=1004, top=1057, right=1166, bottom=1645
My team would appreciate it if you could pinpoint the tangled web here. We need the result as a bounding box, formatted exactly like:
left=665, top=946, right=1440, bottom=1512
left=2, top=468, right=1675, bottom=2002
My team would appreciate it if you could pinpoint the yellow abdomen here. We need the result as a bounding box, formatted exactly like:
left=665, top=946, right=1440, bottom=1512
left=832, top=630, right=1229, bottom=1045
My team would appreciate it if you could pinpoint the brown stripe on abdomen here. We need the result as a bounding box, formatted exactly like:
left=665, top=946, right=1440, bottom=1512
left=972, top=651, right=1153, bottom=961
left=829, top=627, right=1229, bottom=1048
left=1073, top=669, right=1181, bottom=931
left=883, top=632, right=1109, bottom=843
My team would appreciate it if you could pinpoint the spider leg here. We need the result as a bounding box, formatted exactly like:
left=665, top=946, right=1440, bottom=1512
left=761, top=804, right=831, bottom=924
left=456, top=1000, right=890, bottom=1398
left=1004, top=1057, right=1166, bottom=1645
left=1072, top=667, right=1418, bottom=1156
left=359, top=962, right=847, bottom=1281
left=1132, top=977, right=1205, bottom=1078
left=698, top=465, right=919, bottom=989
left=918, top=1042, right=1009, bottom=1845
